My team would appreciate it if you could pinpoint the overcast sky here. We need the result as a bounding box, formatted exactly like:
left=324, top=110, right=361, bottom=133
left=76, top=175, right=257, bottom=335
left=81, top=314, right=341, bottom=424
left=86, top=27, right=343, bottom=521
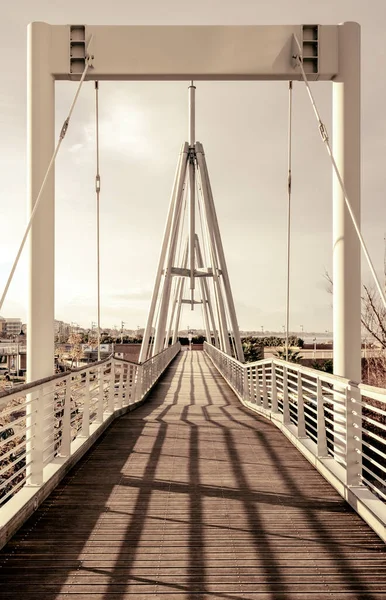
left=0, top=0, right=385, bottom=332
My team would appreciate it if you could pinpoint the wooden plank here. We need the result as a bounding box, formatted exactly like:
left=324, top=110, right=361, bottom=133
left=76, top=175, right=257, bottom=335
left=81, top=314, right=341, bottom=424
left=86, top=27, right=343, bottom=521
left=1, top=352, right=385, bottom=599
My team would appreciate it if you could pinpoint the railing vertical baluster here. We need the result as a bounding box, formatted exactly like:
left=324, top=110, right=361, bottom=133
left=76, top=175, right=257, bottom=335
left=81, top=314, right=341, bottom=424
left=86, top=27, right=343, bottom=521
left=61, top=376, right=71, bottom=457
left=262, top=364, right=268, bottom=409
left=317, top=377, right=328, bottom=457
left=132, top=365, right=139, bottom=403
left=297, top=371, right=306, bottom=438
left=282, top=367, right=290, bottom=424
left=117, top=363, right=124, bottom=408
left=29, top=385, right=44, bottom=486
left=271, top=361, right=278, bottom=413
left=108, top=361, right=115, bottom=413
left=81, top=371, right=90, bottom=437
left=121, top=364, right=128, bottom=406
left=97, top=366, right=104, bottom=423
left=346, top=382, right=362, bottom=486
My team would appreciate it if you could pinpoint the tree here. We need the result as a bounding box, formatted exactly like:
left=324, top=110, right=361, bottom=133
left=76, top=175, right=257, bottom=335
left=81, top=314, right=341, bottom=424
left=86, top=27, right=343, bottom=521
left=242, top=340, right=263, bottom=362
left=274, top=347, right=303, bottom=363
left=361, top=285, right=386, bottom=348
left=310, top=359, right=333, bottom=374
left=324, top=270, right=386, bottom=348
left=67, top=333, right=84, bottom=368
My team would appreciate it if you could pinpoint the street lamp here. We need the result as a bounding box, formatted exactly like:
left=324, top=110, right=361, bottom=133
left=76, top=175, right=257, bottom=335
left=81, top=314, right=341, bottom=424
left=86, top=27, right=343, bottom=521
left=313, top=337, right=317, bottom=358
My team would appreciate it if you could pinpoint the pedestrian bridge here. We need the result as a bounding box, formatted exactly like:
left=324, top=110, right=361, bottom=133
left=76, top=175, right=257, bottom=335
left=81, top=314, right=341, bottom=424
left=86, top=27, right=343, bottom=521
left=1, top=20, right=386, bottom=597
left=1, top=345, right=386, bottom=599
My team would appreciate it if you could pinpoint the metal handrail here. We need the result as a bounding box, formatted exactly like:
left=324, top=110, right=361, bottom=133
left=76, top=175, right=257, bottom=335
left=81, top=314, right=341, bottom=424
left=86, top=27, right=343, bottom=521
left=204, top=341, right=386, bottom=525
left=0, top=343, right=180, bottom=512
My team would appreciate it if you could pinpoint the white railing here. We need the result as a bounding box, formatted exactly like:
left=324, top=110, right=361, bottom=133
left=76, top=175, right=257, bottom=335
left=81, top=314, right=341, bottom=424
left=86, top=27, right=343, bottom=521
left=0, top=343, right=180, bottom=540
left=204, top=342, right=386, bottom=541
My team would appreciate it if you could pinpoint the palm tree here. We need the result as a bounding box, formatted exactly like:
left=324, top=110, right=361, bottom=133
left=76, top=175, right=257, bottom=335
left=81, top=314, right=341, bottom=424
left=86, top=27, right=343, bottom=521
left=274, top=347, right=303, bottom=363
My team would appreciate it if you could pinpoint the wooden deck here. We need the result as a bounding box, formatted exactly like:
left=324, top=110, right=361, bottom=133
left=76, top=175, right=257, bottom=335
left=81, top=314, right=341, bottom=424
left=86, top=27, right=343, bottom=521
left=1, top=351, right=385, bottom=599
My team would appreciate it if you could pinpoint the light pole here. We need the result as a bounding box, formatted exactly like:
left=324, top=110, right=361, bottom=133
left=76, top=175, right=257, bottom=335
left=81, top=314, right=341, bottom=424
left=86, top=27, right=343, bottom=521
left=261, top=325, right=264, bottom=335
left=300, top=324, right=304, bottom=333
left=313, top=337, right=317, bottom=358
left=121, top=321, right=125, bottom=344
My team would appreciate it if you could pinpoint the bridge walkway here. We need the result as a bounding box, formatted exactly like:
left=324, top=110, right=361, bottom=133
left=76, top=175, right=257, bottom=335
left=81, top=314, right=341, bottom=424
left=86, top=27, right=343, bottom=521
left=1, top=351, right=385, bottom=599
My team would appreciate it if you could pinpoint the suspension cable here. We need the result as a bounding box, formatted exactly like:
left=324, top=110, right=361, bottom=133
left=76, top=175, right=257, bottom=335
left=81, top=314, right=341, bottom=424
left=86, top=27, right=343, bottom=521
left=285, top=81, right=293, bottom=362
left=0, top=36, right=94, bottom=313
left=95, top=80, right=101, bottom=361
left=293, top=34, right=386, bottom=311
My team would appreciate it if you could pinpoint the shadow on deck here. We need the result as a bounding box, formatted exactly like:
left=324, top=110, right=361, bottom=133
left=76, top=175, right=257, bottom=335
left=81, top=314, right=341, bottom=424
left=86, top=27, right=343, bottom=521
left=1, top=351, right=385, bottom=600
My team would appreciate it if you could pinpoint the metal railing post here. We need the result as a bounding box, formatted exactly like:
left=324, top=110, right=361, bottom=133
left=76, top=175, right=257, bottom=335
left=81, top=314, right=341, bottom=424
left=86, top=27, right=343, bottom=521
left=317, top=377, right=329, bottom=457
left=97, top=366, right=104, bottom=423
left=262, top=364, right=268, bottom=409
left=81, top=370, right=90, bottom=438
left=29, top=385, right=44, bottom=485
left=346, top=382, right=362, bottom=486
left=132, top=365, right=139, bottom=403
left=271, top=361, right=278, bottom=413
left=282, top=367, right=290, bottom=424
left=108, top=361, right=115, bottom=413
left=297, top=371, right=307, bottom=438
left=117, top=364, right=124, bottom=408
left=61, top=376, right=71, bottom=457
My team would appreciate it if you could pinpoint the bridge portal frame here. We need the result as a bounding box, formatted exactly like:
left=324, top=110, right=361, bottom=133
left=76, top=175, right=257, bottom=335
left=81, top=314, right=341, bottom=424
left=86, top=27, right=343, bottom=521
left=27, top=21, right=360, bottom=383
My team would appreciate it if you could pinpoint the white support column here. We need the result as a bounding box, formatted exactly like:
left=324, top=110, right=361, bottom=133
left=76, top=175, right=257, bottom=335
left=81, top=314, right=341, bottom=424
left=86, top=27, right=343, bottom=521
left=195, top=239, right=211, bottom=345
left=188, top=160, right=196, bottom=307
left=196, top=236, right=220, bottom=348
left=188, top=83, right=196, bottom=306
left=139, top=144, right=187, bottom=363
left=153, top=151, right=188, bottom=355
left=196, top=143, right=243, bottom=360
left=195, top=157, right=229, bottom=353
left=172, top=278, right=185, bottom=344
left=332, top=22, right=361, bottom=382
left=166, top=241, right=188, bottom=347
left=27, top=22, right=55, bottom=382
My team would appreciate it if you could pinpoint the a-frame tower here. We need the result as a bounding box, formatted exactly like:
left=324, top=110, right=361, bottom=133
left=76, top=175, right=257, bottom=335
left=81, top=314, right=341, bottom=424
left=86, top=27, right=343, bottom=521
left=139, top=84, right=244, bottom=363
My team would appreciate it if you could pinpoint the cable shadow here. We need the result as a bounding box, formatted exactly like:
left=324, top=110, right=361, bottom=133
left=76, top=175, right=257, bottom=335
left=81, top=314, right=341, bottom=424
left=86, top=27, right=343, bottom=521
left=204, top=355, right=386, bottom=599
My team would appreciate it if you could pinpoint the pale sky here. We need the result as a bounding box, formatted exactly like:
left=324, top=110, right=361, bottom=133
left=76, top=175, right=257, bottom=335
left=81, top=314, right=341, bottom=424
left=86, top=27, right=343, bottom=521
left=0, top=0, right=386, bottom=332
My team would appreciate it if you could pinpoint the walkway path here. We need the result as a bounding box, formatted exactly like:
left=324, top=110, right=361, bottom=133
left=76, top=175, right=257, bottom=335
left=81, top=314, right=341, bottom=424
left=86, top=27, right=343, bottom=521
left=1, top=352, right=386, bottom=599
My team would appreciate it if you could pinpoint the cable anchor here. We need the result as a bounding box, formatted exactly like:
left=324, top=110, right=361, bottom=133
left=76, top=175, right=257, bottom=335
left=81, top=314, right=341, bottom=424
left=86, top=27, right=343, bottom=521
left=287, top=170, right=292, bottom=194
left=59, top=118, right=69, bottom=140
left=318, top=122, right=329, bottom=143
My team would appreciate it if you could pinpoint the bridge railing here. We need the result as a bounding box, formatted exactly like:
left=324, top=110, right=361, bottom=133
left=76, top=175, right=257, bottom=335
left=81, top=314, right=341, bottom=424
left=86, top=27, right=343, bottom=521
left=204, top=342, right=386, bottom=540
left=0, top=342, right=180, bottom=545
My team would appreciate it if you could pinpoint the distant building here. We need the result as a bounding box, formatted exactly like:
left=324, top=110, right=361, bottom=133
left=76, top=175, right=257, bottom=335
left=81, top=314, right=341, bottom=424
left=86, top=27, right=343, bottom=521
left=5, top=318, right=22, bottom=336
left=55, top=320, right=71, bottom=342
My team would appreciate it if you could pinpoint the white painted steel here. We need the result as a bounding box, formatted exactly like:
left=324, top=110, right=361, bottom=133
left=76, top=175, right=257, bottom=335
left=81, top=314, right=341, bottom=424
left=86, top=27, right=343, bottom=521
left=139, top=145, right=188, bottom=363
left=0, top=344, right=180, bottom=519
left=27, top=22, right=55, bottom=382
left=43, top=24, right=341, bottom=81
left=196, top=144, right=244, bottom=361
left=196, top=236, right=220, bottom=349
left=153, top=152, right=188, bottom=355
left=332, top=25, right=362, bottom=380
left=285, top=81, right=293, bottom=362
left=189, top=83, right=196, bottom=302
left=204, top=342, right=386, bottom=541
left=95, top=81, right=102, bottom=361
